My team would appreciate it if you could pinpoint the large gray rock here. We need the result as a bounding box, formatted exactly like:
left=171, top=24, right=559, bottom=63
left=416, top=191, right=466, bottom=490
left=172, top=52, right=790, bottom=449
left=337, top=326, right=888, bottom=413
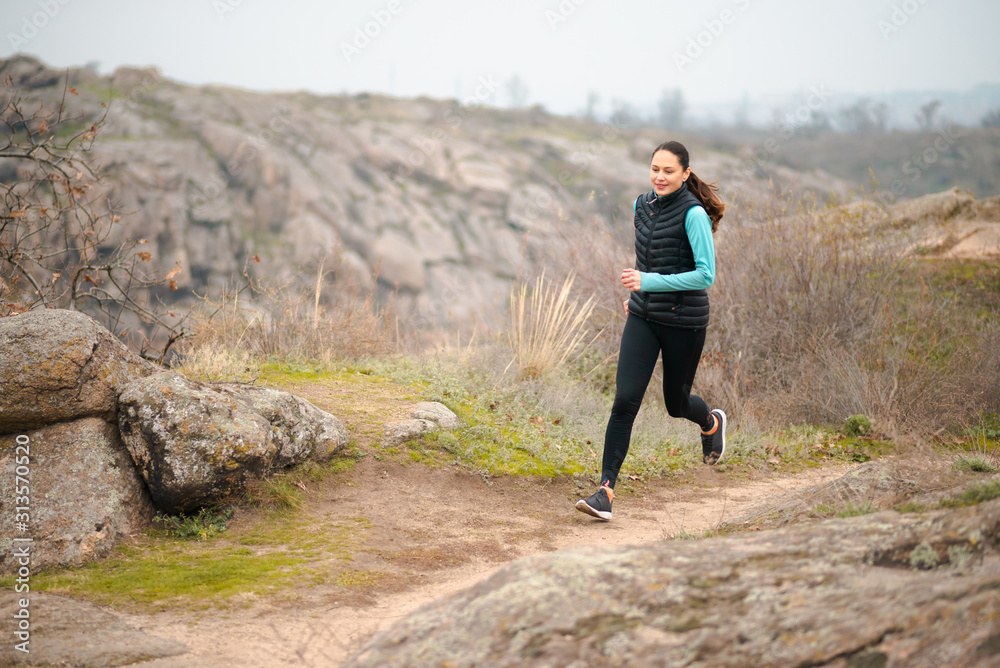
left=0, top=418, right=155, bottom=574
left=346, top=500, right=1000, bottom=667
left=0, top=309, right=161, bottom=434
left=0, top=591, right=187, bottom=666
left=118, top=372, right=349, bottom=512
left=959, top=194, right=1000, bottom=222
left=412, top=401, right=461, bottom=430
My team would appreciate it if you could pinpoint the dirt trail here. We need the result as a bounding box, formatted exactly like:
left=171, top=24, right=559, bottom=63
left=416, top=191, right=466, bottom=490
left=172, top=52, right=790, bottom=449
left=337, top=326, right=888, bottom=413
left=125, top=455, right=853, bottom=668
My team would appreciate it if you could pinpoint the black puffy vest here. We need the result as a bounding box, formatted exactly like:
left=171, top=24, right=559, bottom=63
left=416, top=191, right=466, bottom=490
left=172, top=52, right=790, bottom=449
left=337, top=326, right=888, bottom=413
left=627, top=182, right=710, bottom=328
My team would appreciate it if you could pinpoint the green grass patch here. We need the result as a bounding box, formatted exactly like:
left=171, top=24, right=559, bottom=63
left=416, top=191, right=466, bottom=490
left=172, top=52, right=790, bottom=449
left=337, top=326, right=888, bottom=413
left=738, top=425, right=893, bottom=470
left=14, top=512, right=371, bottom=611
left=939, top=481, right=1000, bottom=509
left=671, top=529, right=714, bottom=540
left=242, top=456, right=361, bottom=510
left=154, top=507, right=232, bottom=541
left=334, top=568, right=384, bottom=588
left=368, top=356, right=595, bottom=477
left=953, top=457, right=999, bottom=474
left=258, top=478, right=306, bottom=510
left=33, top=544, right=303, bottom=607
left=895, top=501, right=928, bottom=513
left=835, top=501, right=878, bottom=518
left=257, top=360, right=333, bottom=384
left=814, top=501, right=878, bottom=518
left=365, top=354, right=895, bottom=481
left=189, top=341, right=896, bottom=486
left=841, top=414, right=872, bottom=437
left=971, top=413, right=1000, bottom=442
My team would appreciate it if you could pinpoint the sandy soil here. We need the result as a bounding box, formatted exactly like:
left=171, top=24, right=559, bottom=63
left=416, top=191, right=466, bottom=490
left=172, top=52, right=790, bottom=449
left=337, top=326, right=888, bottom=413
left=123, top=456, right=854, bottom=668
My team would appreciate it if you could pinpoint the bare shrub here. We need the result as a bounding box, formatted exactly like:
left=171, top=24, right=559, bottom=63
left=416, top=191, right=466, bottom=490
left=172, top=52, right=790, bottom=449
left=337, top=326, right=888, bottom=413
left=533, top=212, right=636, bottom=389
left=538, top=186, right=999, bottom=437
left=1, top=72, right=184, bottom=361
left=704, top=191, right=997, bottom=434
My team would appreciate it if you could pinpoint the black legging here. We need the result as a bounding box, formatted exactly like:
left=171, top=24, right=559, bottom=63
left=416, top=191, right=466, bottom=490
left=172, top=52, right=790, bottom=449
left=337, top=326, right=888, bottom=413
left=601, top=313, right=711, bottom=488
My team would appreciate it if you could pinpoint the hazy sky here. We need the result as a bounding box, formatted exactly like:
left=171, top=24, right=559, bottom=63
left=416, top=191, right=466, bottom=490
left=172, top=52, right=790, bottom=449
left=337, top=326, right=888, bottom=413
left=2, top=0, right=998, bottom=118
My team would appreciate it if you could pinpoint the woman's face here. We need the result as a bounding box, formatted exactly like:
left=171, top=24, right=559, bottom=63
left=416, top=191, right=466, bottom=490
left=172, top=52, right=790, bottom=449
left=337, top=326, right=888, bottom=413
left=649, top=150, right=691, bottom=196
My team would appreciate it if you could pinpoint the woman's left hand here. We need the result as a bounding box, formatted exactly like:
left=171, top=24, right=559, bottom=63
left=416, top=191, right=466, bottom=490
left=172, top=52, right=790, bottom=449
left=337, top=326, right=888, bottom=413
left=621, top=268, right=642, bottom=292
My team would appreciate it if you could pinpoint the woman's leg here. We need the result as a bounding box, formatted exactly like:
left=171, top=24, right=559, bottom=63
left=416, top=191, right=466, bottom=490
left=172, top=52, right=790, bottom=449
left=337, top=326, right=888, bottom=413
left=600, top=314, right=662, bottom=489
left=655, top=324, right=712, bottom=430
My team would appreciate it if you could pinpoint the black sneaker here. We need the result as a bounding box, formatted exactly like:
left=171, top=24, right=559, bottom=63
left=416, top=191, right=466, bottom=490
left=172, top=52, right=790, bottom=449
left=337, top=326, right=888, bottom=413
left=575, top=483, right=614, bottom=521
left=701, top=409, right=727, bottom=465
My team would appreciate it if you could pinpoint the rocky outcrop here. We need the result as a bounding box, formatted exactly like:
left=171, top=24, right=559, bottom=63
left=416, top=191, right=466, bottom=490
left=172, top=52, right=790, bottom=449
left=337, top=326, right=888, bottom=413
left=0, top=308, right=352, bottom=572
left=346, top=499, right=1000, bottom=667
left=719, top=459, right=994, bottom=532
left=0, top=55, right=859, bottom=336
left=883, top=188, right=1000, bottom=258
left=889, top=186, right=977, bottom=227
left=118, top=372, right=350, bottom=512
left=0, top=309, right=160, bottom=433
left=0, top=418, right=155, bottom=572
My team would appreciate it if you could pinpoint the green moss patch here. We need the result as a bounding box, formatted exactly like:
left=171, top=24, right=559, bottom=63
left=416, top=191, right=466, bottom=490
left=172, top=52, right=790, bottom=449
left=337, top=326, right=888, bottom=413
left=939, top=481, right=1000, bottom=508
left=26, top=512, right=371, bottom=611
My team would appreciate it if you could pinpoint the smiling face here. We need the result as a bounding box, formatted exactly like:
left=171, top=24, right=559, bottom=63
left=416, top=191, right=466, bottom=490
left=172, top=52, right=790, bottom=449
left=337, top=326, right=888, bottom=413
left=649, top=149, right=691, bottom=196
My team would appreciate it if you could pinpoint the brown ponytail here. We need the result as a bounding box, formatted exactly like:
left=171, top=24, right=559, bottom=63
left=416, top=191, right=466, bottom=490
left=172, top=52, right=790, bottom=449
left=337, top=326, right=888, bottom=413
left=651, top=141, right=726, bottom=232
left=685, top=171, right=725, bottom=232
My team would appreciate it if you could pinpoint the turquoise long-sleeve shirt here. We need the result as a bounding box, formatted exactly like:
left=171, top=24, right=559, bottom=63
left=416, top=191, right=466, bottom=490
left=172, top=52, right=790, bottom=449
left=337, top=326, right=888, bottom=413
left=632, top=198, right=715, bottom=292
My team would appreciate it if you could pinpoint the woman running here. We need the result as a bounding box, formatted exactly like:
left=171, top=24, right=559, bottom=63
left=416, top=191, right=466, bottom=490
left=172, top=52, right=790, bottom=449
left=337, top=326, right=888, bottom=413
left=576, top=140, right=727, bottom=521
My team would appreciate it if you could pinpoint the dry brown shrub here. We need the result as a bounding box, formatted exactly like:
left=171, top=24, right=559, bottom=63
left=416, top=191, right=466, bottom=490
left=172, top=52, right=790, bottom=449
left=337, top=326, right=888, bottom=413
left=705, top=192, right=998, bottom=433
left=177, top=255, right=396, bottom=376
left=542, top=189, right=1000, bottom=436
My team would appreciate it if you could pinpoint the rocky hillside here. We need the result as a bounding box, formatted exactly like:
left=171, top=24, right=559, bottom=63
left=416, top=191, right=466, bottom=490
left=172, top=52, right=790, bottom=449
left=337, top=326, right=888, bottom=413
left=0, top=55, right=856, bottom=331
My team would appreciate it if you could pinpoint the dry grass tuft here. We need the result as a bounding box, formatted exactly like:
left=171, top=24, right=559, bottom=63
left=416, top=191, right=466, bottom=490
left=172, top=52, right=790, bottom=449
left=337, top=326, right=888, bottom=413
left=507, top=271, right=596, bottom=379
left=177, top=261, right=396, bottom=378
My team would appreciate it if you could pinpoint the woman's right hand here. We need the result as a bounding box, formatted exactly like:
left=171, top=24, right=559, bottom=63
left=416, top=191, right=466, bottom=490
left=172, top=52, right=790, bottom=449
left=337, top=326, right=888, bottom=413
left=622, top=299, right=629, bottom=315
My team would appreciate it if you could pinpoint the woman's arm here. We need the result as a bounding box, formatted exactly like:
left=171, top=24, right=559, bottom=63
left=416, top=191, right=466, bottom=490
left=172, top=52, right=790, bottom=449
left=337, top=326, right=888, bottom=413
left=638, top=206, right=715, bottom=292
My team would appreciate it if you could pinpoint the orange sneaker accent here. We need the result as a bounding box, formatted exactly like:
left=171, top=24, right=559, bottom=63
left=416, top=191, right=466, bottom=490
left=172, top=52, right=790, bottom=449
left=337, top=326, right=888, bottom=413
left=601, top=482, right=614, bottom=502
left=702, top=413, right=718, bottom=436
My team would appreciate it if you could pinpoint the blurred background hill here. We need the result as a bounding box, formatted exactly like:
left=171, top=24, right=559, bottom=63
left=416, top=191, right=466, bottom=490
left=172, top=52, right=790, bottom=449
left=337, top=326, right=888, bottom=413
left=3, top=53, right=998, bottom=342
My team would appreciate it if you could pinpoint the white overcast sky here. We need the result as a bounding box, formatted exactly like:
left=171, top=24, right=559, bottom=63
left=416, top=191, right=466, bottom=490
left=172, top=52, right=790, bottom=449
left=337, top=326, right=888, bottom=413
left=2, top=0, right=998, bottom=117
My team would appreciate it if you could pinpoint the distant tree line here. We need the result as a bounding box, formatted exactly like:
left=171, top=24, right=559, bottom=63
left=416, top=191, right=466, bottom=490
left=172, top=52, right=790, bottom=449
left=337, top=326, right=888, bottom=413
left=568, top=88, right=1000, bottom=135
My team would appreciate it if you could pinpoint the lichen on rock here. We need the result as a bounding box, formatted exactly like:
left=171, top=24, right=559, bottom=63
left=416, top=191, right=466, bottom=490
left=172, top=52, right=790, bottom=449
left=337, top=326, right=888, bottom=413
left=0, top=309, right=160, bottom=433
left=118, top=371, right=349, bottom=513
left=0, top=418, right=155, bottom=573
